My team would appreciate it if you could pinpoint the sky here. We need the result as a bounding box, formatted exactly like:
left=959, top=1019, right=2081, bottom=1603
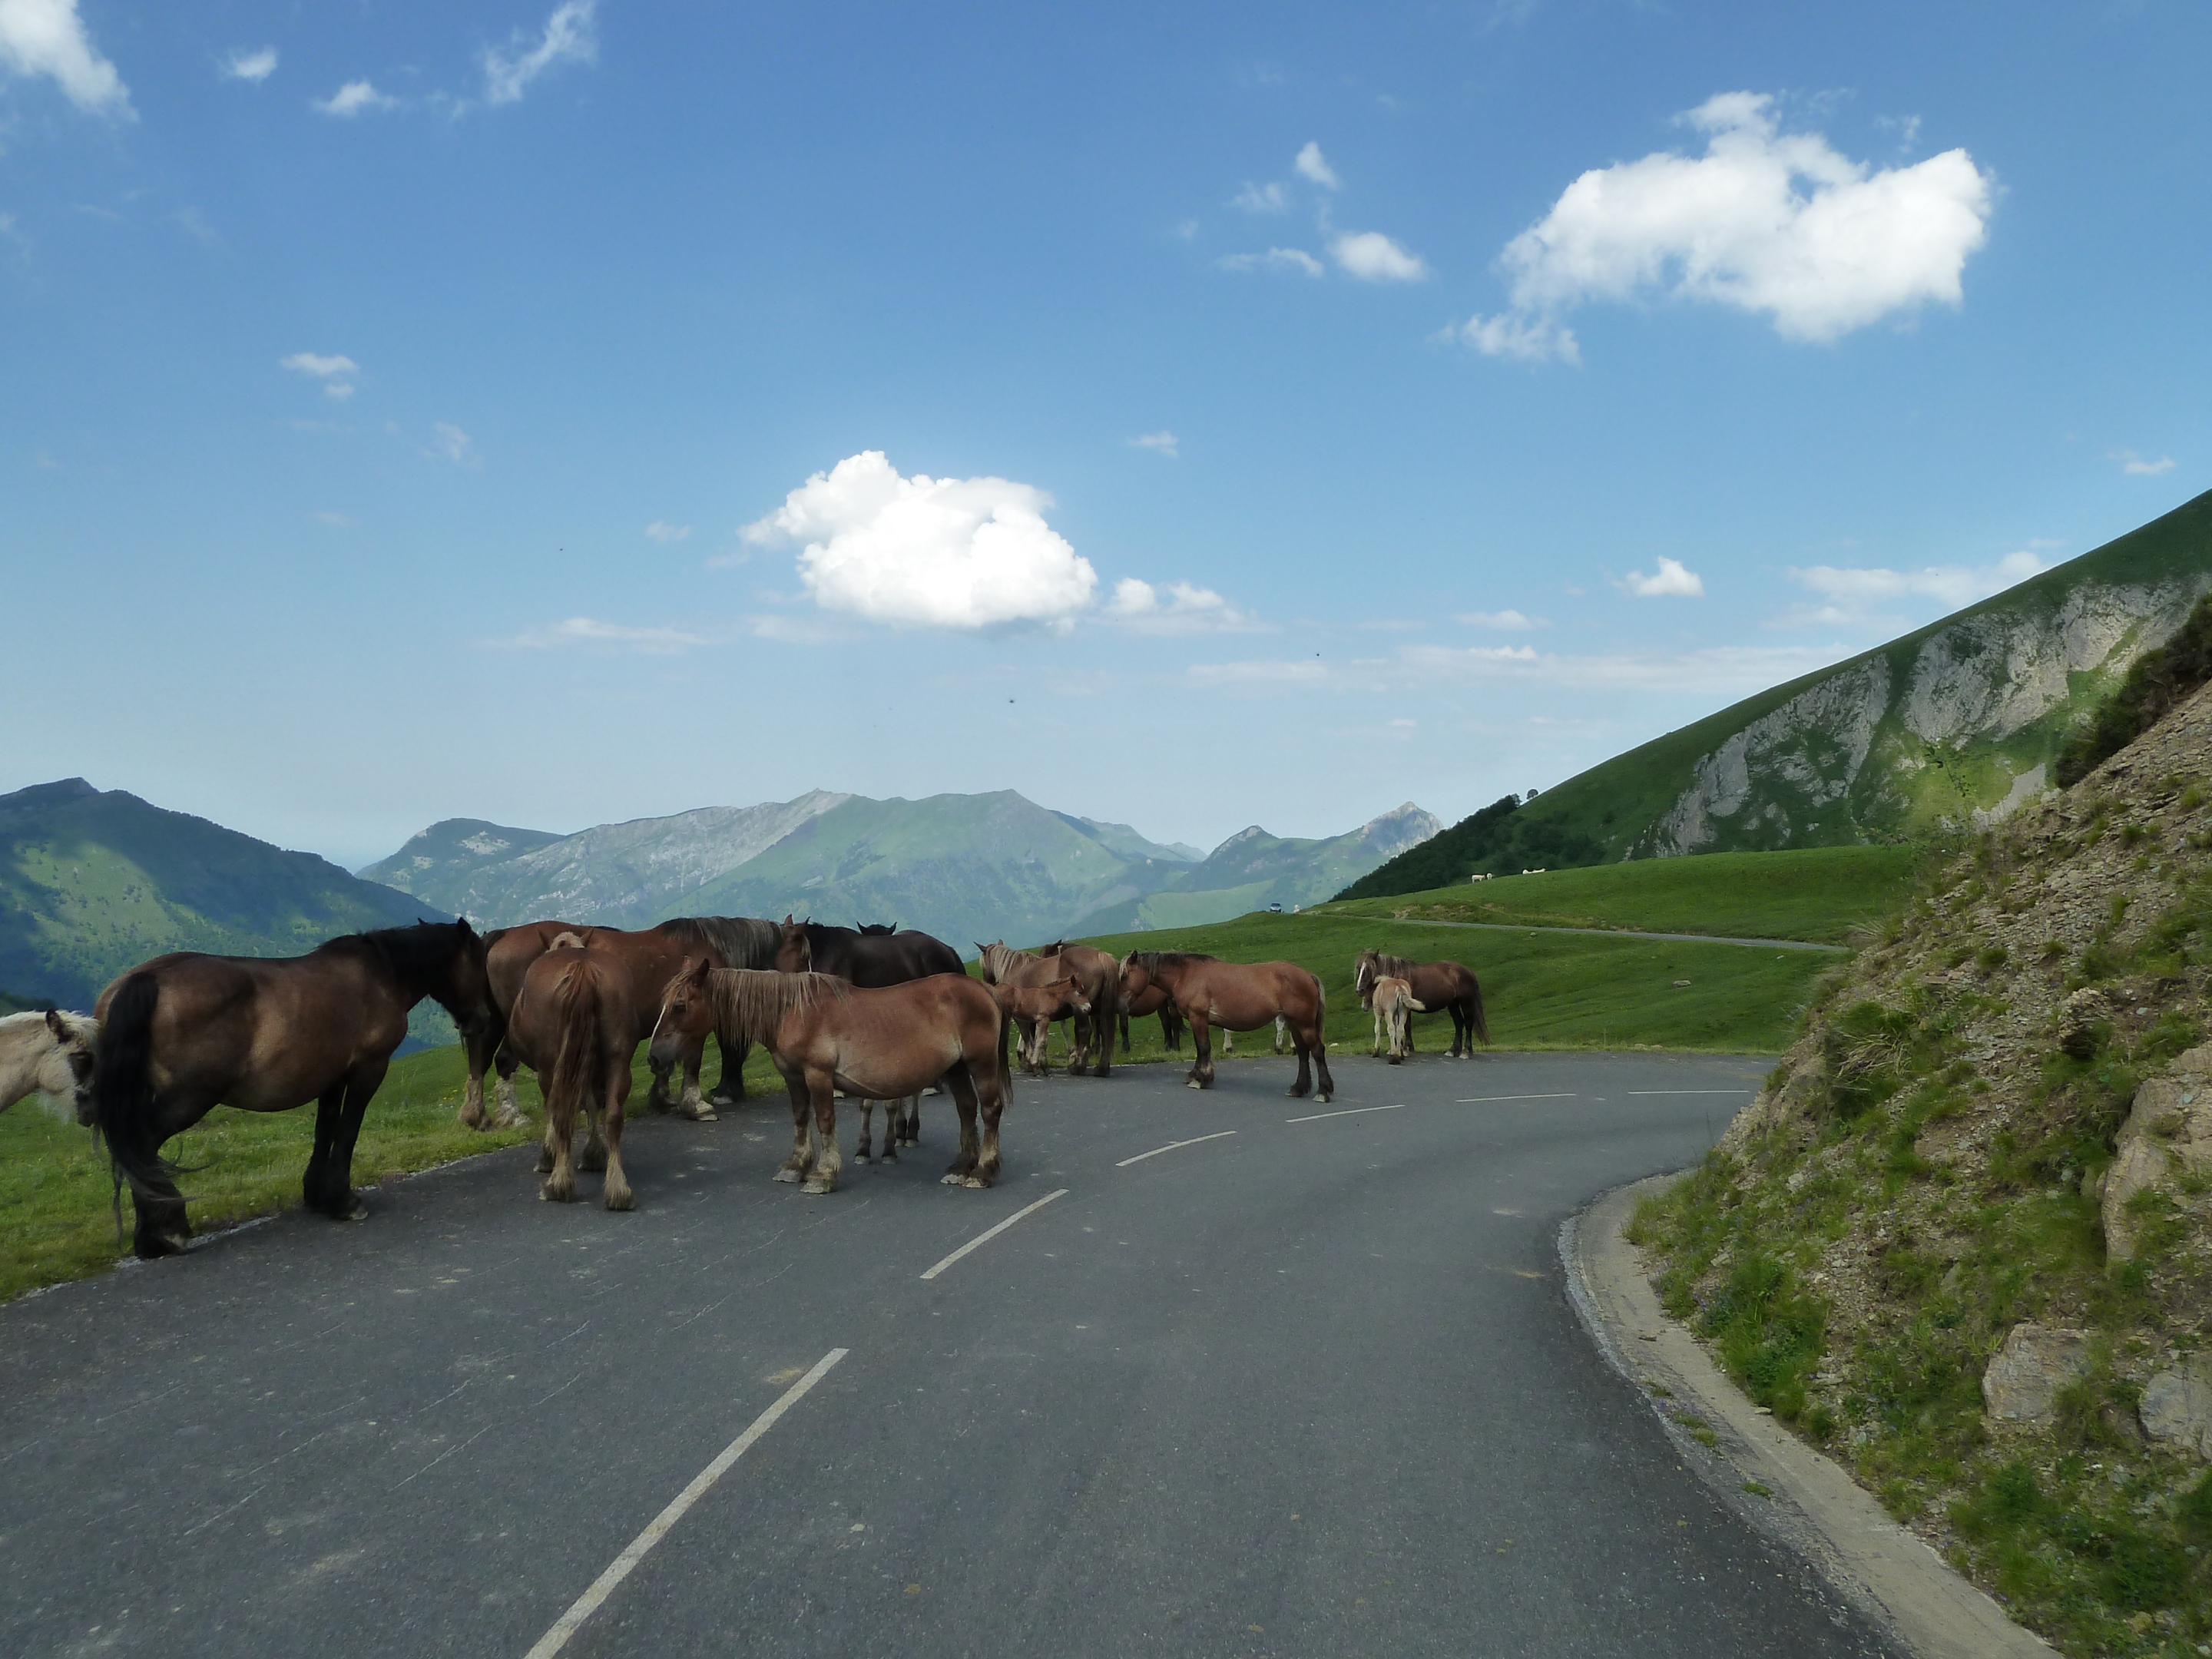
left=3, top=0, right=2207, bottom=871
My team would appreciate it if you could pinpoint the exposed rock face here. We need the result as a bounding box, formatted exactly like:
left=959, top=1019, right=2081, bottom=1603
left=2140, top=1355, right=2212, bottom=1459
left=1982, top=1323, right=2094, bottom=1423
left=2095, top=1045, right=2212, bottom=1260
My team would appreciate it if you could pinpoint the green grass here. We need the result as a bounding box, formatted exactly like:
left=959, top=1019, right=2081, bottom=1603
left=1317, top=844, right=1919, bottom=945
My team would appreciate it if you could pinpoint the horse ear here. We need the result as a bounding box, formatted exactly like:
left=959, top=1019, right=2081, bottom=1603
left=783, top=913, right=795, bottom=926
left=45, top=1008, right=68, bottom=1039
left=690, top=955, right=712, bottom=982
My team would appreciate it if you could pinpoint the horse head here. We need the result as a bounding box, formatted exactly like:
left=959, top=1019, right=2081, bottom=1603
left=41, top=1008, right=99, bottom=1125
left=773, top=917, right=813, bottom=973
left=1042, top=975, right=1091, bottom=1018
left=648, top=956, right=716, bottom=1075
left=1116, top=953, right=1153, bottom=1005
left=429, top=919, right=498, bottom=1042
left=1354, top=949, right=1379, bottom=1006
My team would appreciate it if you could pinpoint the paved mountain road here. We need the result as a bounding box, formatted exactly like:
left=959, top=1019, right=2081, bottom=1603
left=1, top=1053, right=1896, bottom=1658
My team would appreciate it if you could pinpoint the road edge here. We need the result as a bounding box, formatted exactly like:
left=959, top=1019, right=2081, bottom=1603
left=1560, top=1172, right=2051, bottom=1659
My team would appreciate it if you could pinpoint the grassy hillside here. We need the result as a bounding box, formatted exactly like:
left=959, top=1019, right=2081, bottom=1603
left=1322, top=844, right=1920, bottom=945
left=1350, top=490, right=2212, bottom=892
left=0, top=779, right=449, bottom=1012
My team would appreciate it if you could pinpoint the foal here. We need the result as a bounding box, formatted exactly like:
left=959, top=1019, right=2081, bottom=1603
left=1368, top=976, right=1416, bottom=1063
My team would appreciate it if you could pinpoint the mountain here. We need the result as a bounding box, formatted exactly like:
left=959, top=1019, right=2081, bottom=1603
left=1084, top=803, right=1443, bottom=932
left=0, top=778, right=447, bottom=1012
left=360, top=792, right=851, bottom=926
left=1348, top=488, right=2212, bottom=895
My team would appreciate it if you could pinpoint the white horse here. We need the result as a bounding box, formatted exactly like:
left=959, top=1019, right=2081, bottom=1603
left=1, top=1008, right=99, bottom=1121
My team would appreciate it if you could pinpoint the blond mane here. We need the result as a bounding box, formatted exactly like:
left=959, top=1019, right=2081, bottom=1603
left=704, top=969, right=849, bottom=1046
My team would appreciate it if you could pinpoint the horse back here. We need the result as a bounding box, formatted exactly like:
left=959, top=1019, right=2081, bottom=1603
left=509, top=945, right=637, bottom=1069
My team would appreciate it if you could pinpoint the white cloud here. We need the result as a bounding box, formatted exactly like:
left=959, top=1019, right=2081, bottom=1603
left=1218, top=247, right=1324, bottom=277
left=1108, top=578, right=1257, bottom=635
left=432, top=422, right=479, bottom=467
left=1771, top=550, right=2049, bottom=627
left=483, top=0, right=598, bottom=106
left=1294, top=141, right=1339, bottom=190
left=171, top=206, right=222, bottom=249
left=281, top=351, right=358, bottom=378
left=324, top=382, right=355, bottom=402
left=1452, top=310, right=1580, bottom=364
left=1232, top=180, right=1287, bottom=214
left=221, top=46, right=277, bottom=83
left=1618, top=557, right=1704, bottom=598
left=1330, top=230, right=1429, bottom=282
left=742, top=450, right=1099, bottom=633
left=1188, top=658, right=1332, bottom=687
left=2111, top=450, right=2176, bottom=477
left=502, top=617, right=707, bottom=655
left=0, top=0, right=131, bottom=118
left=645, top=521, right=691, bottom=543
left=1457, top=608, right=1541, bottom=630
left=1129, top=431, right=1179, bottom=459
left=1459, top=91, right=1993, bottom=360
left=317, top=80, right=397, bottom=117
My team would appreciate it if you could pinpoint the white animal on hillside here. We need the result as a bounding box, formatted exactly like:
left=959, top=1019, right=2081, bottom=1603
left=1, top=1009, right=99, bottom=1121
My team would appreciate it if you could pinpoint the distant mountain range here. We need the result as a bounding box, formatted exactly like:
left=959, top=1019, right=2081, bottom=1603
left=1348, top=488, right=2212, bottom=896
left=363, top=791, right=1432, bottom=950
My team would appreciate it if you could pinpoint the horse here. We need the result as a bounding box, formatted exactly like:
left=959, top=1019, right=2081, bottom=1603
left=466, top=915, right=783, bottom=1131
left=499, top=933, right=638, bottom=1209
left=982, top=972, right=1092, bottom=1078
left=1117, top=975, right=1187, bottom=1055
left=976, top=941, right=1120, bottom=1078
left=88, top=920, right=495, bottom=1259
left=1353, top=949, right=1489, bottom=1058
left=650, top=962, right=1011, bottom=1194
left=0, top=1008, right=98, bottom=1121
left=1368, top=975, right=1416, bottom=1063
left=774, top=916, right=965, bottom=1150
left=1116, top=952, right=1334, bottom=1101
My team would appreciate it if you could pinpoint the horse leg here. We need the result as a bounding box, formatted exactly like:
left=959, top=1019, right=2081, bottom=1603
left=579, top=1095, right=608, bottom=1173
left=601, top=1060, right=634, bottom=1211
left=316, top=1060, right=388, bottom=1221
left=800, top=1078, right=840, bottom=1196
left=459, top=1021, right=495, bottom=1130
left=1090, top=1001, right=1113, bottom=1080
left=1371, top=1007, right=1386, bottom=1059
left=1287, top=1023, right=1313, bottom=1100
left=1187, top=1019, right=1214, bottom=1090
left=948, top=1063, right=996, bottom=1189
left=1273, top=1015, right=1290, bottom=1055
left=942, top=1065, right=981, bottom=1185
left=1220, top=1028, right=1234, bottom=1055
left=492, top=1042, right=528, bottom=1130
left=902, top=1093, right=922, bottom=1147
left=855, top=1100, right=876, bottom=1165
left=1311, top=1019, right=1336, bottom=1104
left=775, top=1077, right=811, bottom=1183
left=124, top=1091, right=204, bottom=1259
left=707, top=1035, right=749, bottom=1108
left=672, top=1046, right=717, bottom=1122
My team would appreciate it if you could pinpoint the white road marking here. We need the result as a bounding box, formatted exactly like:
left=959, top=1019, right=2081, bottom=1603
left=1286, top=1104, right=1405, bottom=1123
left=1454, top=1093, right=1577, bottom=1104
left=524, top=1348, right=847, bottom=1659
left=1116, top=1131, right=1238, bottom=1167
left=1627, top=1088, right=1756, bottom=1095
left=919, top=1190, right=1070, bottom=1280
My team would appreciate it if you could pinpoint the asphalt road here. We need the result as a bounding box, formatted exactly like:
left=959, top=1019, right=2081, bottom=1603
left=1, top=1049, right=1896, bottom=1659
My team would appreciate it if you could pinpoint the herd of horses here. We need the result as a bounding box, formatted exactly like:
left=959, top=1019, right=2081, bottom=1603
left=0, top=910, right=1488, bottom=1262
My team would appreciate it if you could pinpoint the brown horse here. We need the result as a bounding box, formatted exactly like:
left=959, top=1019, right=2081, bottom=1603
left=1117, top=975, right=1187, bottom=1055
left=983, top=974, right=1092, bottom=1078
left=1368, top=975, right=1416, bottom=1063
left=466, top=915, right=783, bottom=1131
left=500, top=935, right=638, bottom=1209
left=1116, top=952, right=1334, bottom=1101
left=975, top=941, right=1118, bottom=1077
left=650, top=963, right=1010, bottom=1194
left=89, top=920, right=495, bottom=1259
left=1354, top=949, right=1489, bottom=1058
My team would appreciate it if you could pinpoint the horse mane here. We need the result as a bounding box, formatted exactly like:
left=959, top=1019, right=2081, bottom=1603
left=1124, top=950, right=1217, bottom=973
left=329, top=920, right=472, bottom=996
left=979, top=941, right=1040, bottom=981
left=704, top=969, right=848, bottom=1047
left=690, top=915, right=783, bottom=969
left=1372, top=952, right=1417, bottom=980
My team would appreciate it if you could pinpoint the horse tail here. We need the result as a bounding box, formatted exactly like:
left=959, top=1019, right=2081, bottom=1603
left=90, top=972, right=170, bottom=1203
left=547, top=965, right=598, bottom=1140
left=1466, top=973, right=1491, bottom=1046
left=995, top=992, right=1013, bottom=1098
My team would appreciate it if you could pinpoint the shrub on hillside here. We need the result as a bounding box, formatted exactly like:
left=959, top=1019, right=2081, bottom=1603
left=2055, top=591, right=2212, bottom=786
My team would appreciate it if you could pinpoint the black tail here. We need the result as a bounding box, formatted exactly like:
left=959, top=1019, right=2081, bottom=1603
left=1467, top=977, right=1491, bottom=1046
left=996, top=997, right=1013, bottom=1098
left=90, top=972, right=171, bottom=1204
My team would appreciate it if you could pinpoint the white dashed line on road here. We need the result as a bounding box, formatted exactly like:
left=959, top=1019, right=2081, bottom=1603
left=1455, top=1093, right=1577, bottom=1104
left=1286, top=1104, right=1405, bottom=1123
left=919, top=1190, right=1071, bottom=1280
left=1117, top=1131, right=1238, bottom=1167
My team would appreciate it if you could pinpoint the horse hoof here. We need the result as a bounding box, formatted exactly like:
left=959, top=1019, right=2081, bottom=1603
left=773, top=1168, right=803, bottom=1184
left=855, top=1151, right=873, bottom=1165
left=541, top=1184, right=577, bottom=1204
left=1314, top=1092, right=1332, bottom=1104
left=580, top=1151, right=608, bottom=1174
left=940, top=1172, right=968, bottom=1186
left=800, top=1179, right=835, bottom=1196
left=604, top=1190, right=635, bottom=1212
left=961, top=1175, right=992, bottom=1189
left=1186, top=1080, right=1203, bottom=1091
left=490, top=1108, right=528, bottom=1130
left=343, top=1198, right=369, bottom=1222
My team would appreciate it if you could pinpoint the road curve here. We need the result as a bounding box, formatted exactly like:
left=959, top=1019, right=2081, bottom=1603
left=1, top=1051, right=1897, bottom=1657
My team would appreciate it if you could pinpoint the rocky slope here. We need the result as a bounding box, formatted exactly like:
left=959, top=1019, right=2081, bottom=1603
left=1635, top=675, right=2212, bottom=1655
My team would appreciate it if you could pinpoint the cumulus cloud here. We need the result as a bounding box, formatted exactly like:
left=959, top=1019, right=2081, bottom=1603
left=2111, top=450, right=2176, bottom=477
left=1218, top=247, right=1324, bottom=277
left=282, top=351, right=357, bottom=379
left=222, top=46, right=276, bottom=83
left=501, top=616, right=707, bottom=655
left=742, top=450, right=1099, bottom=633
left=1107, top=578, right=1257, bottom=635
left=1294, top=141, right=1339, bottom=190
left=1129, top=431, right=1179, bottom=459
left=1458, top=91, right=1993, bottom=362
left=1772, top=550, right=2049, bottom=628
left=1232, top=180, right=1288, bottom=214
left=0, top=0, right=131, bottom=117
left=645, top=521, right=691, bottom=543
left=317, top=79, right=397, bottom=117
left=1618, top=557, right=1704, bottom=598
left=1330, top=230, right=1429, bottom=282
left=483, top=0, right=598, bottom=106
left=1458, top=608, right=1541, bottom=630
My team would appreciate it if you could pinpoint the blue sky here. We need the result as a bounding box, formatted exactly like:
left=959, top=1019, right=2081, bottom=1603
left=4, top=0, right=2206, bottom=869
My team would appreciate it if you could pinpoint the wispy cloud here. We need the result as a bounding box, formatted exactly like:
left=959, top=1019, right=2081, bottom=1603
left=0, top=0, right=132, bottom=118
left=1129, top=431, right=1179, bottom=459
left=315, top=511, right=359, bottom=528
left=316, top=80, right=398, bottom=117
left=221, top=46, right=277, bottom=84
left=281, top=351, right=357, bottom=379
left=1457, top=609, right=1542, bottom=630
left=1769, top=549, right=2050, bottom=628
left=1618, top=557, right=1704, bottom=598
left=1232, top=180, right=1287, bottom=214
left=1217, top=247, right=1323, bottom=277
left=482, top=0, right=598, bottom=106
left=2110, top=449, right=2176, bottom=477
left=432, top=422, right=480, bottom=467
left=171, top=207, right=223, bottom=249
left=497, top=617, right=710, bottom=654
left=645, top=521, right=691, bottom=543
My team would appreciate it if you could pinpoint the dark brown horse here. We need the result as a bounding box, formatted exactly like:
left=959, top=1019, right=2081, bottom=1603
left=1353, top=949, right=1490, bottom=1058
left=465, top=915, right=783, bottom=1130
left=89, top=920, right=495, bottom=1258
left=1116, top=951, right=1334, bottom=1101
left=650, top=963, right=1011, bottom=1194
left=500, top=935, right=639, bottom=1209
left=975, top=940, right=1119, bottom=1077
